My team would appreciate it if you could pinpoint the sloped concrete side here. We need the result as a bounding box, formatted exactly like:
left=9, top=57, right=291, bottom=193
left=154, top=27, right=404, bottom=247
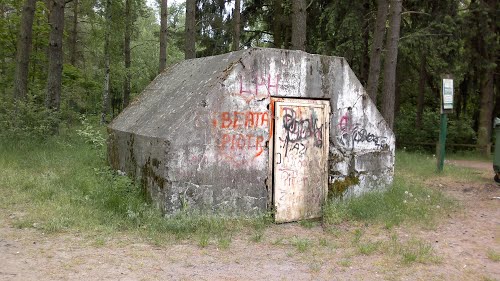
left=327, top=58, right=395, bottom=197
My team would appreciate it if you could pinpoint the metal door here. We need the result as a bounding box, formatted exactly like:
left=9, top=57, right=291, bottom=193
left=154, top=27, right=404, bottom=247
left=273, top=99, right=330, bottom=223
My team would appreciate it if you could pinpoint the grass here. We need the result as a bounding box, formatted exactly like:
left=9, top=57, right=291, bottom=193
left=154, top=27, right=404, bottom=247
left=0, top=126, right=270, bottom=246
left=291, top=236, right=312, bottom=253
left=323, top=151, right=459, bottom=229
left=487, top=249, right=500, bottom=262
left=392, top=238, right=441, bottom=265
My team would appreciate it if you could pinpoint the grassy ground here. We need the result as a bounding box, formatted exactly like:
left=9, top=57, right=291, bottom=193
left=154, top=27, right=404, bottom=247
left=0, top=125, right=272, bottom=247
left=1, top=124, right=477, bottom=249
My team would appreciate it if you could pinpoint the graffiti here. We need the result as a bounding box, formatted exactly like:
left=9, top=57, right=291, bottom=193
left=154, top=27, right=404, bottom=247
left=238, top=74, right=280, bottom=104
left=280, top=107, right=323, bottom=157
left=212, top=111, right=269, bottom=166
left=220, top=133, right=264, bottom=153
left=338, top=107, right=353, bottom=133
left=289, top=142, right=307, bottom=156
left=212, top=111, right=269, bottom=129
left=337, top=108, right=388, bottom=149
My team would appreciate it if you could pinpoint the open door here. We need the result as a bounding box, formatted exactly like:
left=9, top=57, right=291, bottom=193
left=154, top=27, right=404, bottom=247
left=273, top=99, right=330, bottom=223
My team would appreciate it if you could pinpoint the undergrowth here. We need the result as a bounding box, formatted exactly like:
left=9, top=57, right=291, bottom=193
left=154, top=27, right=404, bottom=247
left=323, top=151, right=459, bottom=229
left=0, top=122, right=272, bottom=246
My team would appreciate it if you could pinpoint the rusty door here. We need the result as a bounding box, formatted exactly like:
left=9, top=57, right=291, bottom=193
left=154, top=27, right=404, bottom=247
left=273, top=99, right=330, bottom=223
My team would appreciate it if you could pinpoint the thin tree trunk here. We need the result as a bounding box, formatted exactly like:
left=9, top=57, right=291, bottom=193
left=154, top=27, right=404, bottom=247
left=123, top=0, right=132, bottom=108
left=69, top=0, right=78, bottom=66
left=291, top=0, right=306, bottom=51
left=232, top=0, right=240, bottom=51
left=45, top=0, right=65, bottom=130
left=13, top=0, right=37, bottom=102
left=273, top=0, right=283, bottom=48
left=381, top=0, right=402, bottom=130
left=158, top=0, right=168, bottom=72
left=184, top=0, right=196, bottom=59
left=366, top=0, right=388, bottom=103
left=100, top=0, right=111, bottom=124
left=416, top=52, right=426, bottom=129
left=359, top=0, right=371, bottom=85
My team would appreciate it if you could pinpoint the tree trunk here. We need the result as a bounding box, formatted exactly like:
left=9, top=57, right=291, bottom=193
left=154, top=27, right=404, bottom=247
left=184, top=0, right=196, bottom=59
left=158, top=0, right=168, bottom=72
left=494, top=63, right=500, bottom=120
left=291, top=0, right=306, bottom=51
left=100, top=0, right=111, bottom=124
left=123, top=0, right=132, bottom=108
left=478, top=71, right=494, bottom=153
left=273, top=0, right=283, bottom=48
left=232, top=0, right=240, bottom=51
left=45, top=0, right=65, bottom=129
left=416, top=52, right=426, bottom=129
left=476, top=0, right=497, bottom=155
left=69, top=0, right=78, bottom=66
left=13, top=0, right=37, bottom=102
left=381, top=0, right=402, bottom=130
left=359, top=0, right=371, bottom=85
left=366, top=0, right=388, bottom=103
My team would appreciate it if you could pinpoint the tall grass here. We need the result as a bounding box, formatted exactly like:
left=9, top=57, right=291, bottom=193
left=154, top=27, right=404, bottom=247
left=0, top=125, right=271, bottom=245
left=323, top=151, right=458, bottom=228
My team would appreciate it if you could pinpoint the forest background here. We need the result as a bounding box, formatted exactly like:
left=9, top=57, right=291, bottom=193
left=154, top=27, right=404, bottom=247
left=0, top=0, right=498, bottom=153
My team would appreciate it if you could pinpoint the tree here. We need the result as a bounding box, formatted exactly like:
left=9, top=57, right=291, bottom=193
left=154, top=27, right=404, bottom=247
left=474, top=0, right=497, bottom=154
left=184, top=0, right=195, bottom=59
left=69, top=0, right=78, bottom=66
left=232, top=0, right=240, bottom=51
left=158, top=0, right=167, bottom=72
left=366, top=0, right=388, bottom=102
left=123, top=0, right=133, bottom=108
left=13, top=0, right=37, bottom=102
left=381, top=0, right=402, bottom=130
left=272, top=0, right=284, bottom=48
left=291, top=0, right=306, bottom=51
left=45, top=0, right=65, bottom=129
left=100, top=0, right=111, bottom=124
left=415, top=51, right=426, bottom=129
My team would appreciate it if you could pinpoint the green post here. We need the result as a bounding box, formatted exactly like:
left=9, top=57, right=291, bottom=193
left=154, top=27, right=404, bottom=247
left=437, top=113, right=448, bottom=172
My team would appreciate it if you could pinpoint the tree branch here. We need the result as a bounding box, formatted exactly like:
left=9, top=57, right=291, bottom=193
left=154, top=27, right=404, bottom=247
left=399, top=33, right=453, bottom=41
left=243, top=30, right=273, bottom=36
left=401, top=11, right=431, bottom=16
left=306, top=0, right=314, bottom=10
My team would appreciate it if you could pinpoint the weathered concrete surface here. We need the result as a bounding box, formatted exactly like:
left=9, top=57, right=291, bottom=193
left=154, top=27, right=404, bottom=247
left=107, top=48, right=395, bottom=215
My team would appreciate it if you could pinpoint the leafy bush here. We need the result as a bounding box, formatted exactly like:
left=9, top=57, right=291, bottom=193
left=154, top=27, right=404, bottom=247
left=395, top=106, right=476, bottom=152
left=0, top=96, right=59, bottom=141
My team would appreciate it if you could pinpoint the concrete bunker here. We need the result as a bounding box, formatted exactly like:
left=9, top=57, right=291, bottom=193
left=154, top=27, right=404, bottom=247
left=107, top=48, right=395, bottom=222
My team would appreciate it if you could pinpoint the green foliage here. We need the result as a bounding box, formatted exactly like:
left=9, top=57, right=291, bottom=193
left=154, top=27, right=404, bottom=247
left=0, top=96, right=59, bottom=141
left=395, top=105, right=476, bottom=151
left=76, top=115, right=106, bottom=149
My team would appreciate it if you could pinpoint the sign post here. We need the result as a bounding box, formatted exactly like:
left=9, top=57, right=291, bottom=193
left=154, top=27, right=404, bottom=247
left=437, top=76, right=453, bottom=172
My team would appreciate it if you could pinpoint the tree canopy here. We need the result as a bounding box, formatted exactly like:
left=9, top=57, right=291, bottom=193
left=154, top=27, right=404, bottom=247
left=0, top=0, right=497, bottom=152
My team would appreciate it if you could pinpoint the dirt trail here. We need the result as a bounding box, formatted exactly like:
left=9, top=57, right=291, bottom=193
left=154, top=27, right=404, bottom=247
left=1, top=160, right=499, bottom=281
